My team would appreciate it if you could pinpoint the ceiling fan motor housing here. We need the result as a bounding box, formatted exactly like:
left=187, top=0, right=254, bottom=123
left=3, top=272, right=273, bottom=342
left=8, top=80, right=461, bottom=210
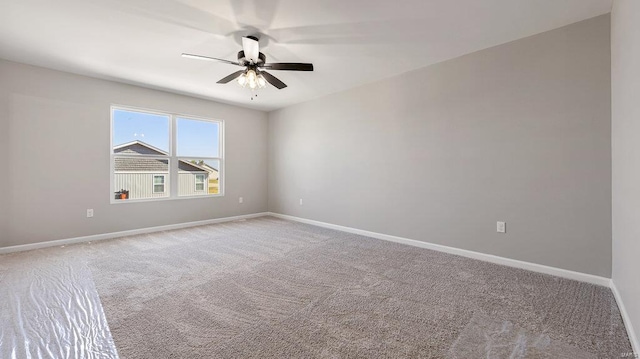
left=238, top=51, right=266, bottom=65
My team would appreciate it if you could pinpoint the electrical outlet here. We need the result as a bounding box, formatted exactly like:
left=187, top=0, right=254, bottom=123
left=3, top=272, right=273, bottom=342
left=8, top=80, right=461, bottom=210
left=299, top=198, right=303, bottom=206
left=87, top=209, right=94, bottom=218
left=239, top=197, right=243, bottom=204
left=497, top=221, right=506, bottom=233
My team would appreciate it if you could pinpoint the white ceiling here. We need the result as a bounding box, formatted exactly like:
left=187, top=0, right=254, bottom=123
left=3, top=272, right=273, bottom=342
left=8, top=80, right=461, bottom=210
left=0, top=0, right=611, bottom=111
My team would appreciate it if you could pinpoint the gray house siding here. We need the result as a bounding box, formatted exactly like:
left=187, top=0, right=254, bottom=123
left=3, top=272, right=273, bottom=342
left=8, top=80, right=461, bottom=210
left=114, top=173, right=169, bottom=199
left=177, top=161, right=210, bottom=196
left=178, top=172, right=208, bottom=196
left=113, top=141, right=219, bottom=199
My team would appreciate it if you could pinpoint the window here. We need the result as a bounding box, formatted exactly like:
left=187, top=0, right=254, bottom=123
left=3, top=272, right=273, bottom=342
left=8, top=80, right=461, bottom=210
left=153, top=175, right=166, bottom=193
left=177, top=117, right=222, bottom=196
left=195, top=174, right=206, bottom=192
left=111, top=106, right=223, bottom=202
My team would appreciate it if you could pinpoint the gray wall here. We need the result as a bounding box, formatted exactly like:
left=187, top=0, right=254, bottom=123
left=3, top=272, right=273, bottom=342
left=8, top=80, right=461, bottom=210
left=612, top=0, right=640, bottom=347
left=268, top=15, right=612, bottom=277
left=0, top=59, right=268, bottom=248
left=0, top=73, right=8, bottom=243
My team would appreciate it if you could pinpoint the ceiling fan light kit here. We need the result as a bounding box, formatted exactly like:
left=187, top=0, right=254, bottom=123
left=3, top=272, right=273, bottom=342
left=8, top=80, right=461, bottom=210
left=182, top=35, right=313, bottom=100
left=238, top=70, right=267, bottom=89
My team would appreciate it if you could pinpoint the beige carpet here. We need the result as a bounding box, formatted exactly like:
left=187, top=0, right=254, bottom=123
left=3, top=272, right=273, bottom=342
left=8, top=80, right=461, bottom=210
left=81, top=216, right=632, bottom=358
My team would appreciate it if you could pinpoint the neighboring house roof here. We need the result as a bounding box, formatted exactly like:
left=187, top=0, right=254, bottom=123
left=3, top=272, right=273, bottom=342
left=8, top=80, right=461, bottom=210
left=113, top=141, right=169, bottom=156
left=115, top=158, right=168, bottom=172
left=113, top=141, right=215, bottom=173
left=114, top=141, right=169, bottom=172
left=200, top=163, right=219, bottom=174
left=178, top=161, right=208, bottom=173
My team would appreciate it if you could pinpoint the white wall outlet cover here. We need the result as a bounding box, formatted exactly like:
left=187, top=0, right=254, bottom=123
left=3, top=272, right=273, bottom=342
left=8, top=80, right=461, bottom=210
left=497, top=221, right=506, bottom=233
left=86, top=209, right=94, bottom=218
left=239, top=197, right=243, bottom=204
left=299, top=199, right=303, bottom=206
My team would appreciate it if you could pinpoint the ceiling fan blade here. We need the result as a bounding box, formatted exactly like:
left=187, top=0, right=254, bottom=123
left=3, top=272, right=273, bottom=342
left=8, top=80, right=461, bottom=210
left=217, top=70, right=246, bottom=84
left=96, top=0, right=238, bottom=38
left=261, top=71, right=287, bottom=89
left=181, top=53, right=241, bottom=66
left=262, top=63, right=314, bottom=71
left=242, top=36, right=260, bottom=64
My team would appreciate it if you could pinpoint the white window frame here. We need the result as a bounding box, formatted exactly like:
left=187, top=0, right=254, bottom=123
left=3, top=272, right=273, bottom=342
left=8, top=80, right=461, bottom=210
left=176, top=116, right=224, bottom=198
left=195, top=174, right=206, bottom=192
left=110, top=105, right=225, bottom=204
left=153, top=174, right=167, bottom=193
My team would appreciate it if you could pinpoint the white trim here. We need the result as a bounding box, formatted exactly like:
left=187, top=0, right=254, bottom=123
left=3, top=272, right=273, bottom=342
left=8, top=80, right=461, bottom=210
left=110, top=192, right=223, bottom=204
left=170, top=114, right=178, bottom=198
left=219, top=121, right=225, bottom=196
left=611, top=281, right=640, bottom=357
left=268, top=212, right=611, bottom=287
left=0, top=212, right=270, bottom=255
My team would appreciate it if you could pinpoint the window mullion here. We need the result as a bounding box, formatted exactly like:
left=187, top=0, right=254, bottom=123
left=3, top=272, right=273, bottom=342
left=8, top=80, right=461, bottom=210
left=169, top=115, right=179, bottom=198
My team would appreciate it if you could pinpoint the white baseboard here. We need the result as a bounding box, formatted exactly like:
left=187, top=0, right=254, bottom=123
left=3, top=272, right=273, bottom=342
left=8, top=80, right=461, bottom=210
left=268, top=212, right=611, bottom=287
left=611, top=281, right=640, bottom=356
left=4, top=210, right=610, bottom=287
left=0, top=212, right=270, bottom=255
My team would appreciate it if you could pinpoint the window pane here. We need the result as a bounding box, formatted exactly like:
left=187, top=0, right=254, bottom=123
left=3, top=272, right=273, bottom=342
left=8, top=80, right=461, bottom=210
left=114, top=157, right=169, bottom=200
left=113, top=109, right=170, bottom=154
left=153, top=176, right=166, bottom=193
left=176, top=118, right=220, bottom=157
left=178, top=159, right=220, bottom=196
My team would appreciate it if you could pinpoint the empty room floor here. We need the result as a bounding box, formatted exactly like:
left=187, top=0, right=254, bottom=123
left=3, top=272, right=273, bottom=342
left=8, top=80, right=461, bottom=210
left=0, top=217, right=632, bottom=358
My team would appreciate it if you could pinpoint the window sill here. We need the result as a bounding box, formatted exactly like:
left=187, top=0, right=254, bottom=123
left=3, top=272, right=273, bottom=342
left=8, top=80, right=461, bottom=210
left=110, top=193, right=224, bottom=204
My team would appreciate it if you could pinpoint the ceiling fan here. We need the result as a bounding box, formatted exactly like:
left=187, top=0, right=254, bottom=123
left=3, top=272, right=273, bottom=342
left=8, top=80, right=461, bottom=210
left=182, top=36, right=313, bottom=94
